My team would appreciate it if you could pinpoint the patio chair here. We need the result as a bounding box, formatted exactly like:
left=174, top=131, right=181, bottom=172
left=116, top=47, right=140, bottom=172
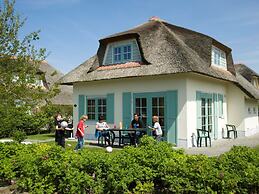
left=196, top=128, right=211, bottom=147
left=225, top=124, right=237, bottom=139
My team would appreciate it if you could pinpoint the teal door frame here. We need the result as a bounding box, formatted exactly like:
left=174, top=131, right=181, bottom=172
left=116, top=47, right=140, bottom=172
left=133, top=91, right=178, bottom=144
left=197, top=91, right=219, bottom=139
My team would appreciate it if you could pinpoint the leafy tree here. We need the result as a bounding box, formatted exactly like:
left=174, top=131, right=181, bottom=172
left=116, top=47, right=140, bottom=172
left=0, top=0, right=60, bottom=137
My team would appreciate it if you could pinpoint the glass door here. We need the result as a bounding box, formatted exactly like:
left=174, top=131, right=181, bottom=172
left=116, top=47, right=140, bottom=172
left=135, top=97, right=147, bottom=127
left=201, top=98, right=214, bottom=134
left=152, top=97, right=165, bottom=129
left=134, top=95, right=165, bottom=135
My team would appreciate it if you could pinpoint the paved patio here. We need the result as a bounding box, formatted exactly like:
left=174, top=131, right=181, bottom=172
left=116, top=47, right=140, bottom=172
left=184, top=132, right=259, bottom=156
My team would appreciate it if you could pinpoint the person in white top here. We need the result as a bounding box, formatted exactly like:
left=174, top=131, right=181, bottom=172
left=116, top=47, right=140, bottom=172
left=150, top=116, right=163, bottom=141
left=96, top=115, right=111, bottom=145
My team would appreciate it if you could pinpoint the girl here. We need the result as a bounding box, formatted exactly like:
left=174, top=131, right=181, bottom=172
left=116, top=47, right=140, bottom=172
left=75, top=115, right=88, bottom=150
left=96, top=115, right=111, bottom=145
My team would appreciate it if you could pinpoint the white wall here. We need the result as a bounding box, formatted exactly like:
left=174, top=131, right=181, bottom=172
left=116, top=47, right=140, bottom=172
left=226, top=84, right=246, bottom=135
left=244, top=99, right=259, bottom=136
left=73, top=74, right=188, bottom=144
left=72, top=72, right=258, bottom=147
left=186, top=73, right=228, bottom=147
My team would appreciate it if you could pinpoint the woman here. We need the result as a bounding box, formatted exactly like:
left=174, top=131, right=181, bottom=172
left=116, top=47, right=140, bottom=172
left=96, top=115, right=111, bottom=145
left=55, top=113, right=65, bottom=147
left=75, top=115, right=88, bottom=150
left=149, top=116, right=163, bottom=141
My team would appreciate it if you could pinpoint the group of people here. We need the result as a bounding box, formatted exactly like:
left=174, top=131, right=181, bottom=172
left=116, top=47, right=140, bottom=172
left=54, top=113, right=73, bottom=148
left=54, top=112, right=163, bottom=150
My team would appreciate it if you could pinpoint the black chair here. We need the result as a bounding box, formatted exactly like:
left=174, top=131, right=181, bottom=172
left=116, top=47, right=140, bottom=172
left=225, top=124, right=237, bottom=139
left=196, top=128, right=211, bottom=147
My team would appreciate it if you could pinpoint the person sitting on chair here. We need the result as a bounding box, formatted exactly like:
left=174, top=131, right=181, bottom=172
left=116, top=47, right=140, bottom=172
left=96, top=115, right=111, bottom=145
left=129, top=113, right=145, bottom=145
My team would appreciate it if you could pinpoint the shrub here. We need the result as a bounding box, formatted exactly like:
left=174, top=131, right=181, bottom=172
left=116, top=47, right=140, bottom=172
left=0, top=136, right=259, bottom=193
left=12, top=130, right=27, bottom=143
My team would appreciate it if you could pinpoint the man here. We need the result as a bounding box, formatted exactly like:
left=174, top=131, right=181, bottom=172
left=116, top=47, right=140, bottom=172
left=129, top=113, right=145, bottom=145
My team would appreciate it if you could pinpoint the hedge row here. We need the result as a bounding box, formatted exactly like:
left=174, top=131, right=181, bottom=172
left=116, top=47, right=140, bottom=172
left=0, top=137, right=259, bottom=194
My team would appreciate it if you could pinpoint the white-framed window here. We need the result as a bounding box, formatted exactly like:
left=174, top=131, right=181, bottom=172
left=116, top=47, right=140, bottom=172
left=87, top=98, right=107, bottom=120
left=113, top=44, right=132, bottom=63
left=113, top=47, right=121, bottom=62
left=123, top=45, right=131, bottom=60
left=211, top=46, right=227, bottom=69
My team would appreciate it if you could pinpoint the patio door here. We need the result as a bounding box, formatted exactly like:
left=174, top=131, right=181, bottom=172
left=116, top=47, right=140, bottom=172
left=201, top=98, right=213, bottom=133
left=134, top=96, right=165, bottom=130
left=197, top=92, right=216, bottom=139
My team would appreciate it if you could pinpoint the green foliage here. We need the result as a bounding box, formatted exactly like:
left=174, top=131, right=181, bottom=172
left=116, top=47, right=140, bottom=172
left=12, top=130, right=26, bottom=143
left=0, top=0, right=60, bottom=138
left=0, top=136, right=259, bottom=193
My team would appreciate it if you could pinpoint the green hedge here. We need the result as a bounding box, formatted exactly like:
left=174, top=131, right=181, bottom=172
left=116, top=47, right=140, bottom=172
left=0, top=136, right=259, bottom=193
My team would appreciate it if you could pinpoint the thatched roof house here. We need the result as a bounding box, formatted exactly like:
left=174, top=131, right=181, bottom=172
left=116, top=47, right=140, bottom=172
left=60, top=17, right=259, bottom=147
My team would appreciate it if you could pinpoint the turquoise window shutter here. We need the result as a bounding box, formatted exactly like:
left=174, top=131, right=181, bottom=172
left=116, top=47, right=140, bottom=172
left=165, top=90, right=178, bottom=144
left=107, top=93, right=115, bottom=123
left=196, top=91, right=202, bottom=129
left=213, top=93, right=218, bottom=139
left=122, top=92, right=132, bottom=128
left=78, top=95, right=85, bottom=120
left=218, top=94, right=223, bottom=117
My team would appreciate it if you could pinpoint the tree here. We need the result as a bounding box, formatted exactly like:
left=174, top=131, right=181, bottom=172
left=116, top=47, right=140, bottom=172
left=0, top=0, right=60, bottom=137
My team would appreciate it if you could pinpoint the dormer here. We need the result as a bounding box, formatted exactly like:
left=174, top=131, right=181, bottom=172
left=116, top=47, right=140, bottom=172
left=211, top=45, right=227, bottom=69
left=102, top=39, right=142, bottom=65
left=251, top=76, right=259, bottom=89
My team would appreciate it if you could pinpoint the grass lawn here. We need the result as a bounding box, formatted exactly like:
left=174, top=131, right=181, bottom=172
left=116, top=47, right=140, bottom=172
left=254, top=145, right=259, bottom=152
left=26, top=133, right=55, bottom=140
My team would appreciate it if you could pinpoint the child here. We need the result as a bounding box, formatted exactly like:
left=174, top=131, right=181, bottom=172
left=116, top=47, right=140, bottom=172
left=55, top=113, right=65, bottom=147
left=149, top=116, right=163, bottom=141
left=75, top=115, right=88, bottom=150
left=96, top=115, right=111, bottom=145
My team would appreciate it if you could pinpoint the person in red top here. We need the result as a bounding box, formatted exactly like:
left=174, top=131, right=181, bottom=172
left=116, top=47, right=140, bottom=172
left=75, top=115, right=88, bottom=150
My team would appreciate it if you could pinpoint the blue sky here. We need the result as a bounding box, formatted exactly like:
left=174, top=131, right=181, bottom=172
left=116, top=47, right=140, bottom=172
left=15, top=0, right=259, bottom=74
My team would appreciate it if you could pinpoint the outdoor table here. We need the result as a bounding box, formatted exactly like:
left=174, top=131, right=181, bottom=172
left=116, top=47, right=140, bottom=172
left=108, top=128, right=147, bottom=146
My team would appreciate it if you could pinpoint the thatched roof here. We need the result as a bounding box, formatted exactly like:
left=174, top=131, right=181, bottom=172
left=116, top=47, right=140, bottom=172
left=234, top=64, right=259, bottom=99
left=59, top=18, right=259, bottom=100
left=60, top=19, right=237, bottom=85
left=235, top=64, right=259, bottom=82
left=39, top=61, right=73, bottom=105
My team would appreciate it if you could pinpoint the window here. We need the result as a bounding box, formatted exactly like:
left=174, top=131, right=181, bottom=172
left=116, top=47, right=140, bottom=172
left=212, top=46, right=227, bottom=68
left=87, top=98, right=107, bottom=120
left=123, top=45, right=131, bottom=60
left=87, top=99, right=96, bottom=120
left=113, top=44, right=132, bottom=63
left=135, top=98, right=147, bottom=127
left=98, top=98, right=107, bottom=120
left=152, top=97, right=165, bottom=128
left=114, top=47, right=121, bottom=62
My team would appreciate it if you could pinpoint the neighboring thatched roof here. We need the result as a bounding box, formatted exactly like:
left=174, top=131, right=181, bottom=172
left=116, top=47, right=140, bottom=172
left=234, top=64, right=259, bottom=99
left=60, top=19, right=237, bottom=85
left=40, top=61, right=73, bottom=105
left=235, top=64, right=259, bottom=82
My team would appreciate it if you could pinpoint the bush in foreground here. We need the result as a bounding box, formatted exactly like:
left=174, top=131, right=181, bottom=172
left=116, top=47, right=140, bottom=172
left=0, top=136, right=259, bottom=193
